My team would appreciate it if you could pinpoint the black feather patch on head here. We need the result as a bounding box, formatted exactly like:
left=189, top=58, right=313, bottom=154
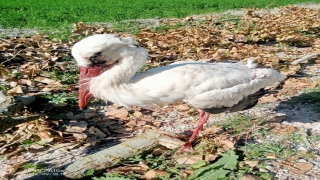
left=89, top=52, right=105, bottom=65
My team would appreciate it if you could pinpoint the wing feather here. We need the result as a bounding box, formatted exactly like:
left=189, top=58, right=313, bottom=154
left=130, top=62, right=285, bottom=108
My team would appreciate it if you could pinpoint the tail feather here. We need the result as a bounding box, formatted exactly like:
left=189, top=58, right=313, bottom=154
left=202, top=88, right=269, bottom=114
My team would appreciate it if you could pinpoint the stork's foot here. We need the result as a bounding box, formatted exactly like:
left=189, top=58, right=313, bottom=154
left=178, top=110, right=211, bottom=153
left=179, top=142, right=193, bottom=152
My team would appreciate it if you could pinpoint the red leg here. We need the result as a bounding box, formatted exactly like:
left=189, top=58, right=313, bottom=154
left=179, top=109, right=210, bottom=152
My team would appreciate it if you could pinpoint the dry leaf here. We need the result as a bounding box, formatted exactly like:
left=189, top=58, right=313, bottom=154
left=175, top=155, right=203, bottom=164
left=288, top=162, right=314, bottom=174
left=199, top=126, right=224, bottom=136
left=73, top=133, right=87, bottom=140
left=41, top=81, right=62, bottom=91
left=52, top=136, right=65, bottom=143
left=9, top=81, right=17, bottom=87
left=258, top=94, right=280, bottom=103
left=1, top=6, right=320, bottom=179
left=176, top=104, right=190, bottom=112
left=105, top=109, right=129, bottom=119
left=244, top=161, right=259, bottom=168
left=88, top=126, right=107, bottom=138
left=6, top=156, right=26, bottom=165
left=183, top=170, right=194, bottom=177
left=136, top=120, right=147, bottom=126
left=97, top=119, right=118, bottom=126
left=37, top=131, right=52, bottom=140
left=0, top=170, right=11, bottom=179
left=175, top=154, right=218, bottom=164
left=34, top=76, right=56, bottom=84
left=266, top=154, right=277, bottom=159
left=108, top=165, right=148, bottom=174
left=134, top=111, right=143, bottom=117
left=269, top=113, right=287, bottom=122
left=55, top=142, right=80, bottom=151
left=158, top=136, right=185, bottom=149
left=84, top=112, right=96, bottom=119
left=241, top=174, right=263, bottom=180
left=27, top=144, right=46, bottom=153
left=7, top=86, right=23, bottom=95
left=99, top=127, right=112, bottom=135
left=141, top=170, right=168, bottom=179
left=66, top=121, right=88, bottom=133
left=9, top=162, right=25, bottom=174
left=109, top=125, right=132, bottom=134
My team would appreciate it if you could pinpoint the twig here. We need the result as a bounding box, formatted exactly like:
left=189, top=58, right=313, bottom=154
left=299, top=129, right=315, bottom=153
left=1, top=50, right=22, bottom=65
left=213, top=18, right=240, bottom=24
left=0, top=115, right=41, bottom=133
left=291, top=52, right=320, bottom=65
left=0, top=124, right=27, bottom=152
left=64, top=130, right=162, bottom=179
left=276, top=161, right=301, bottom=171
left=282, top=7, right=294, bottom=12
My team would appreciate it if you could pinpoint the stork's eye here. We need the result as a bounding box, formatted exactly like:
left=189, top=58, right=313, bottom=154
left=90, top=52, right=101, bottom=61
left=89, top=52, right=105, bottom=65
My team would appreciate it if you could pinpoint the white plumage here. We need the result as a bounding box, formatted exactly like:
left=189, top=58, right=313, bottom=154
left=72, top=34, right=286, bottom=151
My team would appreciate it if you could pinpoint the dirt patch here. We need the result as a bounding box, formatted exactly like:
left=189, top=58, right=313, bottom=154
left=1, top=3, right=320, bottom=37
left=0, top=27, right=39, bottom=38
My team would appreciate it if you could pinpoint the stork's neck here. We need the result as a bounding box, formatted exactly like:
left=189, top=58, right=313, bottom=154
left=106, top=48, right=147, bottom=84
left=89, top=47, right=148, bottom=104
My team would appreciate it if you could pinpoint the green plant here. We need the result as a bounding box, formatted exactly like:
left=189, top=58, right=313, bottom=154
left=86, top=169, right=95, bottom=176
left=41, top=92, right=77, bottom=105
left=0, top=85, right=8, bottom=91
left=19, top=139, right=34, bottom=148
left=111, top=21, right=144, bottom=34
left=127, top=154, right=143, bottom=163
left=217, top=115, right=266, bottom=135
left=50, top=64, right=79, bottom=84
left=188, top=150, right=239, bottom=180
left=13, top=72, right=21, bottom=79
left=0, top=34, right=7, bottom=38
left=151, top=22, right=193, bottom=33
left=22, top=163, right=35, bottom=169
left=37, top=140, right=48, bottom=146
left=242, top=129, right=316, bottom=175
left=22, top=163, right=46, bottom=175
left=46, top=27, right=73, bottom=41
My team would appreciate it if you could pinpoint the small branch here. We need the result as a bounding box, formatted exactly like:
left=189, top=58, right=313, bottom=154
left=213, top=18, right=240, bottom=24
left=64, top=130, right=162, bottom=179
left=0, top=115, right=41, bottom=133
left=291, top=52, right=320, bottom=65
left=1, top=50, right=22, bottom=65
left=0, top=124, right=26, bottom=152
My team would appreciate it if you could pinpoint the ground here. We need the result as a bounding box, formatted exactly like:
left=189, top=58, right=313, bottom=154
left=0, top=3, right=320, bottom=180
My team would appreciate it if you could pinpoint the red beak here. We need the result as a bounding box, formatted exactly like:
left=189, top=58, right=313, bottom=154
left=78, top=66, right=103, bottom=109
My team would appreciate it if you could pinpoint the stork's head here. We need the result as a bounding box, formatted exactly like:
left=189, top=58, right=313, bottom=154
left=72, top=34, right=142, bottom=109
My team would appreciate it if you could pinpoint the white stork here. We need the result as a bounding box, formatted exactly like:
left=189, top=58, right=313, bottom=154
left=72, top=34, right=286, bottom=152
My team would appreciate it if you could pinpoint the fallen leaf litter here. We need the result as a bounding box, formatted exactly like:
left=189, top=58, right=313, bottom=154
left=0, top=4, right=319, bottom=180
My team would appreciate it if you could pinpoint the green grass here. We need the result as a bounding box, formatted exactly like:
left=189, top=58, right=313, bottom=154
left=215, top=113, right=319, bottom=175
left=0, top=0, right=319, bottom=30
left=217, top=115, right=267, bottom=135
left=22, top=163, right=46, bottom=175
